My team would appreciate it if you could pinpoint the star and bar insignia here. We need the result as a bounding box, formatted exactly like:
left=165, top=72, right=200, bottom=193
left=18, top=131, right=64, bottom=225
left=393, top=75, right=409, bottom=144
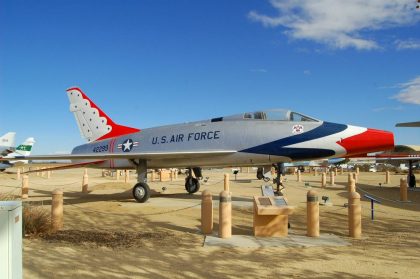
left=117, top=139, right=139, bottom=152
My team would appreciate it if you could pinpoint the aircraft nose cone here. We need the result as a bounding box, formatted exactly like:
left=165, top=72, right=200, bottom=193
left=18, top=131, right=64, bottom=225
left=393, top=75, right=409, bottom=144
left=339, top=128, right=394, bottom=156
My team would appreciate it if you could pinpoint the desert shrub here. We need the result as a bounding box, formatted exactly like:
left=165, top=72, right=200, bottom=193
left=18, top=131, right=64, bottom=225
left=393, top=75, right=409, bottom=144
left=0, top=194, right=50, bottom=236
left=0, top=192, right=18, bottom=200
left=23, top=204, right=51, bottom=236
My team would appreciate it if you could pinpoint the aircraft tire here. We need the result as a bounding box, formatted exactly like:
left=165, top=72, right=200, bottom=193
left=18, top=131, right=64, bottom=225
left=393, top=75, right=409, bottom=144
left=132, top=182, right=150, bottom=203
left=256, top=168, right=264, bottom=180
left=185, top=177, right=200, bottom=194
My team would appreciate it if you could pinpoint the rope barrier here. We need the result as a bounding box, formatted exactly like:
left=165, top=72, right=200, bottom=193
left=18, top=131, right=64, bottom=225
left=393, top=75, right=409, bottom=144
left=357, top=185, right=417, bottom=204
left=201, top=178, right=225, bottom=186
left=63, top=200, right=201, bottom=217
left=28, top=180, right=81, bottom=187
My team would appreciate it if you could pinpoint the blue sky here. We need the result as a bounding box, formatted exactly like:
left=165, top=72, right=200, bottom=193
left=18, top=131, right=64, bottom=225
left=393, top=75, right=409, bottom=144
left=1, top=0, right=419, bottom=154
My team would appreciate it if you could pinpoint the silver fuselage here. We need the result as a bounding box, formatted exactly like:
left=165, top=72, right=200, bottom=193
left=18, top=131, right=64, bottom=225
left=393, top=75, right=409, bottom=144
left=71, top=119, right=347, bottom=169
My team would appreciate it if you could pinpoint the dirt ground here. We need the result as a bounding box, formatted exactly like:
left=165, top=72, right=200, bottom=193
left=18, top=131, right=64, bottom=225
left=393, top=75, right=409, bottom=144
left=1, top=167, right=419, bottom=278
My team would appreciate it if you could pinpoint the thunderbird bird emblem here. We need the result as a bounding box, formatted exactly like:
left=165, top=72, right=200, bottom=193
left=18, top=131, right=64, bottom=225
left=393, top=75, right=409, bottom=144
left=292, top=125, right=304, bottom=134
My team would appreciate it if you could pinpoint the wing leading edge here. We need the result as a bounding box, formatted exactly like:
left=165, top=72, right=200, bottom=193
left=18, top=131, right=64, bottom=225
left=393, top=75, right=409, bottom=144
left=0, top=150, right=237, bottom=162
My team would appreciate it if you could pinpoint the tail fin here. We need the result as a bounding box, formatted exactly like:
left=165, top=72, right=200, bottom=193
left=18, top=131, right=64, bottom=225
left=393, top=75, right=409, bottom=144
left=66, top=87, right=141, bottom=142
left=15, top=137, right=35, bottom=156
left=0, top=132, right=16, bottom=148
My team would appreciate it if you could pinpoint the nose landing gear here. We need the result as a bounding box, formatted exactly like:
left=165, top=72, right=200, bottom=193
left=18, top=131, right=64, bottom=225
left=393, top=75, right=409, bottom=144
left=185, top=167, right=201, bottom=194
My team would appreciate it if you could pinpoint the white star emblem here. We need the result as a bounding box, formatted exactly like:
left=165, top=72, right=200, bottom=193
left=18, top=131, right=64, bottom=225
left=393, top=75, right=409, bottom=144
left=122, top=139, right=133, bottom=152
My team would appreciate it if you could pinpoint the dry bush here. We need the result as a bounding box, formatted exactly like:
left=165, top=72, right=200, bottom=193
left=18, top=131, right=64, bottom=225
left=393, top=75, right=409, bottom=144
left=23, top=205, right=51, bottom=236
left=0, top=192, right=18, bottom=200
left=0, top=194, right=50, bottom=236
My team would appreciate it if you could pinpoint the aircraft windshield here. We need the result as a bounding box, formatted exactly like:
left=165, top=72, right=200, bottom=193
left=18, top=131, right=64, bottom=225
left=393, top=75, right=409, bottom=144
left=290, top=112, right=317, bottom=122
left=242, top=110, right=317, bottom=122
left=211, top=109, right=318, bottom=122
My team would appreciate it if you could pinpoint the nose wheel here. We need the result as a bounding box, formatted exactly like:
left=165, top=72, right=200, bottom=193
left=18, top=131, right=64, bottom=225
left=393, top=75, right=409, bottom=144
left=185, top=176, right=200, bottom=194
left=132, top=182, right=150, bottom=203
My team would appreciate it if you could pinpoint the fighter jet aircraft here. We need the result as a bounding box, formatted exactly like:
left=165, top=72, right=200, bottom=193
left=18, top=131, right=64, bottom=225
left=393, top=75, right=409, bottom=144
left=1, top=87, right=394, bottom=202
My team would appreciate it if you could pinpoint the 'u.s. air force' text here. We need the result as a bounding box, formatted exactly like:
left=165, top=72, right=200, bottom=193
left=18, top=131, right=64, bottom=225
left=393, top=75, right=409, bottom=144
left=152, top=131, right=221, bottom=145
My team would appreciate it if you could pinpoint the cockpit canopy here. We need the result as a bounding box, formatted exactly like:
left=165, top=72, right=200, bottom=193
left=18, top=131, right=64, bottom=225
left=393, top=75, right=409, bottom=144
left=211, top=109, right=319, bottom=122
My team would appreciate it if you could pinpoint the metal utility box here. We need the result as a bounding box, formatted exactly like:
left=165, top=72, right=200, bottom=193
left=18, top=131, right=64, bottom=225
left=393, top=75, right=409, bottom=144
left=0, top=201, right=22, bottom=279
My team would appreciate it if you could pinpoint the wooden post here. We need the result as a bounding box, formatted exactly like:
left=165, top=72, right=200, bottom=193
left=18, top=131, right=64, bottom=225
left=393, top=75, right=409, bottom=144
left=201, top=190, right=213, bottom=234
left=385, top=171, right=391, bottom=184
left=51, top=189, right=64, bottom=232
left=151, top=170, right=155, bottom=182
left=400, top=178, right=408, bottom=202
left=307, top=190, right=319, bottom=237
left=348, top=177, right=356, bottom=193
left=125, top=170, right=130, bottom=183
left=224, top=173, right=230, bottom=191
left=321, top=172, right=326, bottom=188
left=329, top=171, right=335, bottom=186
left=159, top=170, right=163, bottom=182
left=218, top=190, right=232, bottom=238
left=82, top=169, right=88, bottom=193
left=356, top=167, right=360, bottom=175
left=116, top=170, right=120, bottom=180
left=340, top=167, right=344, bottom=175
left=21, top=175, right=29, bottom=199
left=297, top=170, right=302, bottom=182
left=353, top=172, right=358, bottom=183
left=348, top=191, right=361, bottom=238
left=170, top=170, right=174, bottom=182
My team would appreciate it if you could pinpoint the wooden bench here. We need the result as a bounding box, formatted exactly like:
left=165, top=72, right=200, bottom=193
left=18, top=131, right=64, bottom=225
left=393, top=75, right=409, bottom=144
left=253, top=196, right=294, bottom=237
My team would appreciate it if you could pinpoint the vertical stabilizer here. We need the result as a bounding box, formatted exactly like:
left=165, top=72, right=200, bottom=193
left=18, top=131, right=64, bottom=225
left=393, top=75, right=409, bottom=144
left=15, top=137, right=35, bottom=156
left=66, top=87, right=141, bottom=142
left=0, top=132, right=16, bottom=148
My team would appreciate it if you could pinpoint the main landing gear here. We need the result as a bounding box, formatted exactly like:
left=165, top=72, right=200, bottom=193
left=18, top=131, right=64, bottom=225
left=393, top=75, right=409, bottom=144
left=131, top=160, right=151, bottom=203
left=130, top=161, right=203, bottom=202
left=185, top=167, right=201, bottom=194
left=132, top=182, right=150, bottom=203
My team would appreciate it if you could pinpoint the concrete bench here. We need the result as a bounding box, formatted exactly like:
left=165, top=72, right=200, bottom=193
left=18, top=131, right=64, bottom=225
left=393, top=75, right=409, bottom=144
left=253, top=196, right=294, bottom=237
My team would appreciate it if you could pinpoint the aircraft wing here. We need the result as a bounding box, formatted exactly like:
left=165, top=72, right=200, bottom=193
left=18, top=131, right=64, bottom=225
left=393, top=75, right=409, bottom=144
left=0, top=150, right=237, bottom=162
left=22, top=160, right=107, bottom=173
left=395, top=121, right=420, bottom=127
left=350, top=154, right=420, bottom=161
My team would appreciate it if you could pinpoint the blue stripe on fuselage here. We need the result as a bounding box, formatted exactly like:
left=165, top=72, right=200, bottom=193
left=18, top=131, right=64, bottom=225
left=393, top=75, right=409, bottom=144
left=240, top=122, right=346, bottom=159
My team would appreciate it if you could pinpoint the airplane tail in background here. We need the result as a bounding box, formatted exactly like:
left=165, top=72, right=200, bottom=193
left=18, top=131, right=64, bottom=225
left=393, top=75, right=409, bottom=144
left=15, top=137, right=36, bottom=156
left=0, top=132, right=16, bottom=148
left=66, top=87, right=141, bottom=142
